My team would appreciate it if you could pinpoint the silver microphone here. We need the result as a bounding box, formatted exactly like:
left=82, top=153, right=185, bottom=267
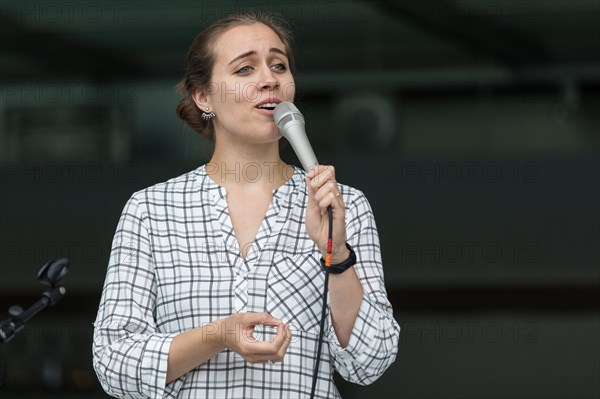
left=273, top=102, right=318, bottom=172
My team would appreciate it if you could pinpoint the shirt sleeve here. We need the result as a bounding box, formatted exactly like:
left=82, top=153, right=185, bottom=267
left=326, top=189, right=400, bottom=385
left=92, top=193, right=185, bottom=398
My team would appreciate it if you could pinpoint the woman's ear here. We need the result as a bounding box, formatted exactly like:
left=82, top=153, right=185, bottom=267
left=192, top=90, right=210, bottom=112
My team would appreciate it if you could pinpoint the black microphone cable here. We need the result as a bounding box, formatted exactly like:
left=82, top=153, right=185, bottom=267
left=309, top=205, right=333, bottom=399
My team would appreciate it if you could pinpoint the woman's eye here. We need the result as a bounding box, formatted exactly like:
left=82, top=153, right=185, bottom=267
left=236, top=66, right=253, bottom=75
left=272, top=63, right=287, bottom=72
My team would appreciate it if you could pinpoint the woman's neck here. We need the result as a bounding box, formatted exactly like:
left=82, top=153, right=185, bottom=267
left=207, top=140, right=293, bottom=191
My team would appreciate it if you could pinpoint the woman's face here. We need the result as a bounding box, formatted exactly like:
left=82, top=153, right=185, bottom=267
left=203, top=23, right=295, bottom=145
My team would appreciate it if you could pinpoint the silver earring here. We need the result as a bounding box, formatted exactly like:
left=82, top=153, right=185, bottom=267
left=201, top=106, right=215, bottom=121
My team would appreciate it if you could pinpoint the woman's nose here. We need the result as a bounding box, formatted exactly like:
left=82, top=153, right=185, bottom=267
left=258, top=67, right=279, bottom=90
left=260, top=80, right=278, bottom=90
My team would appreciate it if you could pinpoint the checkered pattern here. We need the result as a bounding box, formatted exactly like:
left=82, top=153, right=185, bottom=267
left=93, top=164, right=399, bottom=398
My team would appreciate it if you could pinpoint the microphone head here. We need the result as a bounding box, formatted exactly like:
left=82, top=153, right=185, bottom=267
left=273, top=102, right=318, bottom=172
left=273, top=102, right=305, bottom=138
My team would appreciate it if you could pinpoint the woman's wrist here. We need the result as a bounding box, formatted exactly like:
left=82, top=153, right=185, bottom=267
left=330, top=246, right=351, bottom=265
left=200, top=320, right=228, bottom=351
left=320, top=243, right=350, bottom=265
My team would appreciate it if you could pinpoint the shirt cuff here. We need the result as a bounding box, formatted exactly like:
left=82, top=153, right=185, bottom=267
left=142, top=333, right=187, bottom=398
left=326, top=293, right=379, bottom=369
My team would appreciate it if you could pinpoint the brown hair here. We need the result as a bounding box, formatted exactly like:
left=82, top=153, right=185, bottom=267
left=176, top=11, right=296, bottom=141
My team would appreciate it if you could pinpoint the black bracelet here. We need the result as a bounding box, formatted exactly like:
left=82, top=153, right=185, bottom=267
left=320, top=243, right=356, bottom=274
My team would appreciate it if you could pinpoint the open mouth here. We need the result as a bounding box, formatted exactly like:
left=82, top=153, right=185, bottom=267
left=256, top=102, right=278, bottom=111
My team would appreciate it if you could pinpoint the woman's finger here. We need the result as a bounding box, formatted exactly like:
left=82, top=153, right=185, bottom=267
left=318, top=192, right=344, bottom=214
left=239, top=324, right=291, bottom=363
left=277, top=324, right=292, bottom=360
left=307, top=164, right=333, bottom=179
left=269, top=324, right=292, bottom=363
left=307, top=165, right=336, bottom=190
left=312, top=181, right=340, bottom=203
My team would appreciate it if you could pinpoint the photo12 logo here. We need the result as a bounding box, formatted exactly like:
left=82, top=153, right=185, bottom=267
left=1, top=1, right=140, bottom=25
left=0, top=162, right=141, bottom=185
left=397, top=161, right=541, bottom=184
left=0, top=241, right=105, bottom=265
left=400, top=320, right=540, bottom=344
left=196, top=2, right=339, bottom=24
left=399, top=241, right=542, bottom=265
left=0, top=82, right=140, bottom=106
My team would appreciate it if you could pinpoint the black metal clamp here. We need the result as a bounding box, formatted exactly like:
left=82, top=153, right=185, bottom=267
left=0, top=258, right=69, bottom=385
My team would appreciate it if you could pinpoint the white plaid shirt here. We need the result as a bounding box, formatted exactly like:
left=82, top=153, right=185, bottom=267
left=93, top=164, right=399, bottom=398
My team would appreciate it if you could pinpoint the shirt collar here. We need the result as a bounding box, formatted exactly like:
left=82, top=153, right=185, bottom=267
left=194, top=164, right=305, bottom=200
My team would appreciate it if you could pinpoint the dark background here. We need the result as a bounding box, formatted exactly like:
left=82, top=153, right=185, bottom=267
left=1, top=1, right=598, bottom=398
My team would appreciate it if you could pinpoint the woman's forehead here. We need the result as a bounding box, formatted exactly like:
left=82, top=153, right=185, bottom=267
left=213, top=23, right=286, bottom=65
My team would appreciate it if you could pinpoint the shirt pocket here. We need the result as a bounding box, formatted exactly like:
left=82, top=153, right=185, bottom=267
left=266, top=252, right=326, bottom=333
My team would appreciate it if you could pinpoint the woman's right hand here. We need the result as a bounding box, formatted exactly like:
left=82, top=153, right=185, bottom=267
left=221, top=312, right=291, bottom=364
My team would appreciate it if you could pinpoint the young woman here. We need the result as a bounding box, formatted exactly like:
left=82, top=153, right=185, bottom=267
left=93, top=11, right=399, bottom=398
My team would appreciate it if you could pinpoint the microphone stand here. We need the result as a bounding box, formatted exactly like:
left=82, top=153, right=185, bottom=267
left=0, top=258, right=69, bottom=386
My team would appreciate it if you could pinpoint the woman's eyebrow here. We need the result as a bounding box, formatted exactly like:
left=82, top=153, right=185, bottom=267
left=227, top=47, right=287, bottom=66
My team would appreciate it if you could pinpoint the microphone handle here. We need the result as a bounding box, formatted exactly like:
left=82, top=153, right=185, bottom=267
left=282, top=121, right=318, bottom=172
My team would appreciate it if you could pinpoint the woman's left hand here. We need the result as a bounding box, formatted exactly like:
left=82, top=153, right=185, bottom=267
left=305, top=165, right=349, bottom=263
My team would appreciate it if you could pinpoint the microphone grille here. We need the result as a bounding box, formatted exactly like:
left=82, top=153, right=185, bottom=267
left=277, top=112, right=304, bottom=129
left=274, top=101, right=305, bottom=130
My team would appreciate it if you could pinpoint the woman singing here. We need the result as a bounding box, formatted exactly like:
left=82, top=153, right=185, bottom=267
left=93, top=11, right=399, bottom=398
